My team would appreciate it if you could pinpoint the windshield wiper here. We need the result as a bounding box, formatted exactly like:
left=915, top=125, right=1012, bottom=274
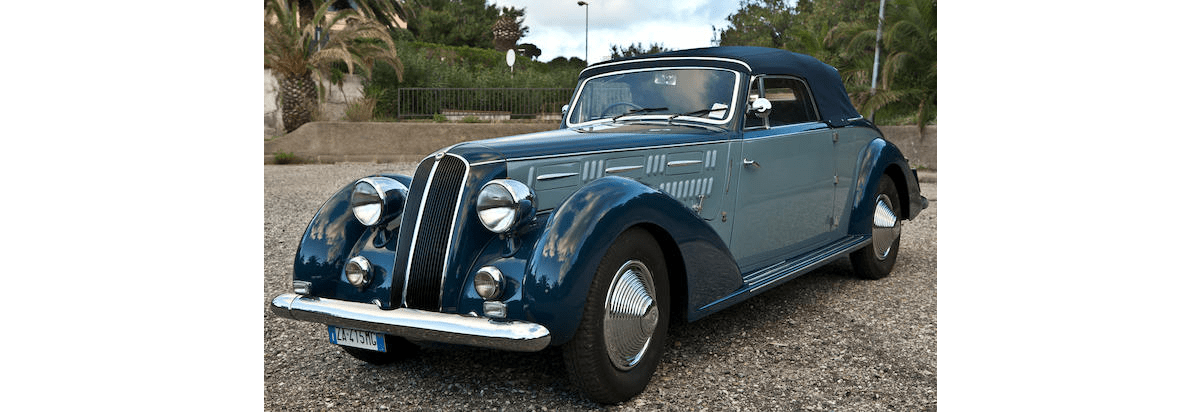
left=667, top=107, right=725, bottom=123
left=612, top=107, right=668, bottom=121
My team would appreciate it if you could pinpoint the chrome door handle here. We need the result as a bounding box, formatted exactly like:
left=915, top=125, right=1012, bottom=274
left=742, top=158, right=760, bottom=168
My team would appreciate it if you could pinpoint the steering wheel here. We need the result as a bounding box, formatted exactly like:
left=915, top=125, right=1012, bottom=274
left=601, top=101, right=643, bottom=117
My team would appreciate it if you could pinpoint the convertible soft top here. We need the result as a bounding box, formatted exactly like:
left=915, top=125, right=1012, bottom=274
left=581, top=46, right=862, bottom=126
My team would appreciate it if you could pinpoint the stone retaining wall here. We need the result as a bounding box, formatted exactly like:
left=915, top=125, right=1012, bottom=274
left=265, top=122, right=560, bottom=163
left=878, top=125, right=936, bottom=170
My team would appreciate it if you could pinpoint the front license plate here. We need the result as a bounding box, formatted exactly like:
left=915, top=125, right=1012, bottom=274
left=328, top=325, right=386, bottom=352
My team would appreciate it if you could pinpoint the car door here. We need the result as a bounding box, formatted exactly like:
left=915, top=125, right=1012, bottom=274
left=729, top=76, right=835, bottom=272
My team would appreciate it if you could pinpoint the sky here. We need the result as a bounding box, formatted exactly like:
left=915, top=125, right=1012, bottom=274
left=490, top=0, right=742, bottom=63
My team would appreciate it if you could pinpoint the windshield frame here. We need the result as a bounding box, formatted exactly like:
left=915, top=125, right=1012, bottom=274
left=564, top=66, right=744, bottom=129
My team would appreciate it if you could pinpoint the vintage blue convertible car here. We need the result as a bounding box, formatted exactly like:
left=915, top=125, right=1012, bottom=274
left=270, top=46, right=927, bottom=403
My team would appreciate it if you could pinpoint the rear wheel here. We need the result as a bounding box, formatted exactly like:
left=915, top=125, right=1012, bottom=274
left=563, top=227, right=670, bottom=404
left=851, top=175, right=902, bottom=280
left=340, top=335, right=418, bottom=365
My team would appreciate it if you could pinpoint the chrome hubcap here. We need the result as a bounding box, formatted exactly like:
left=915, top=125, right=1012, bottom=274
left=603, top=260, right=658, bottom=371
left=871, top=194, right=899, bottom=260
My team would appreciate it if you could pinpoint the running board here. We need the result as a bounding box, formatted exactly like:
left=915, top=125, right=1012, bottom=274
left=695, top=235, right=870, bottom=317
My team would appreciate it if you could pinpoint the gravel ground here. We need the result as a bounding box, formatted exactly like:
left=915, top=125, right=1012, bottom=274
left=265, top=163, right=937, bottom=411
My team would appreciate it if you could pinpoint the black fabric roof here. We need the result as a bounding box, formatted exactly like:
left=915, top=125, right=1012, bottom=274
left=581, top=46, right=862, bottom=126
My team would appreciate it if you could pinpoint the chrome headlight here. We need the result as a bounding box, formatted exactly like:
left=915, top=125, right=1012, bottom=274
left=351, top=177, right=408, bottom=226
left=476, top=179, right=535, bottom=233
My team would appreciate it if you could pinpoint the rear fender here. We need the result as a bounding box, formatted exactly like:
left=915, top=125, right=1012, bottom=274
left=848, top=138, right=923, bottom=235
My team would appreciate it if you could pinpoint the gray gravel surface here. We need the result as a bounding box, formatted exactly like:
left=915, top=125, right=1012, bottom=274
left=265, top=163, right=937, bottom=411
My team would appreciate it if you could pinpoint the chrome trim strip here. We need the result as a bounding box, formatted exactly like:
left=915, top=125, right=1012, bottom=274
left=471, top=139, right=735, bottom=166
left=271, top=294, right=551, bottom=352
left=604, top=165, right=643, bottom=174
left=698, top=236, right=871, bottom=314
left=535, top=172, right=579, bottom=181
left=583, top=56, right=753, bottom=73
left=743, top=236, right=870, bottom=291
left=667, top=159, right=703, bottom=168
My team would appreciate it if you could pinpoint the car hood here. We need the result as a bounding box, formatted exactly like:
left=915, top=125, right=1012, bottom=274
left=447, top=121, right=733, bottom=165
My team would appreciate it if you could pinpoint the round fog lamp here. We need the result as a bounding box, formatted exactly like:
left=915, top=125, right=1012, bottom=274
left=346, top=256, right=372, bottom=288
left=474, top=266, right=504, bottom=300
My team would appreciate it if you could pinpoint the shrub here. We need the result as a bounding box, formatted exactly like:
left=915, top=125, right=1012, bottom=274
left=344, top=91, right=380, bottom=122
left=368, top=41, right=583, bottom=119
left=274, top=151, right=297, bottom=164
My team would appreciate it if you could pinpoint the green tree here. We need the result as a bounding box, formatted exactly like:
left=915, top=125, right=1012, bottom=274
left=719, top=0, right=809, bottom=51
left=717, top=0, right=877, bottom=63
left=265, top=0, right=403, bottom=132
left=406, top=0, right=527, bottom=49
left=608, top=42, right=670, bottom=59
left=828, top=0, right=936, bottom=130
left=546, top=56, right=586, bottom=71
left=492, top=9, right=529, bottom=51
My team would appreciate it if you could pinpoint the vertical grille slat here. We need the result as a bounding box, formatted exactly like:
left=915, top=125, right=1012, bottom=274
left=405, top=155, right=468, bottom=311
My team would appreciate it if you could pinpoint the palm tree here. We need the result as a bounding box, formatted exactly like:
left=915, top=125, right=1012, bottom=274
left=265, top=0, right=404, bottom=132
left=828, top=0, right=936, bottom=133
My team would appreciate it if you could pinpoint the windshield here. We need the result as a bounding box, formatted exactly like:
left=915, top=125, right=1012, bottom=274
left=566, top=68, right=739, bottom=127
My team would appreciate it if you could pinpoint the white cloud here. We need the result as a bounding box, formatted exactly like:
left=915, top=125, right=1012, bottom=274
left=492, top=0, right=740, bottom=62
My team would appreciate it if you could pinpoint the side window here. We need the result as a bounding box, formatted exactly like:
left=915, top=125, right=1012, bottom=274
left=761, top=77, right=819, bottom=126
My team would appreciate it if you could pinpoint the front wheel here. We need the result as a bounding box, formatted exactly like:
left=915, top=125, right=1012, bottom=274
left=563, top=227, right=670, bottom=404
left=851, top=175, right=902, bottom=280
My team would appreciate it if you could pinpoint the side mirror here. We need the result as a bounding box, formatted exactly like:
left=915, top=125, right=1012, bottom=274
left=561, top=105, right=569, bottom=115
left=748, top=97, right=772, bottom=119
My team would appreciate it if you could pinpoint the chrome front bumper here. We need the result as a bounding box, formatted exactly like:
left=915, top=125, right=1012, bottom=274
left=270, top=293, right=551, bottom=352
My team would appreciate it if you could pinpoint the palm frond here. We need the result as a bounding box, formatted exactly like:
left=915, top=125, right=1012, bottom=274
left=311, top=48, right=355, bottom=74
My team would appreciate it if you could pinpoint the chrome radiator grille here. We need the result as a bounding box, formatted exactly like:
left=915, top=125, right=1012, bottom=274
left=405, top=154, right=468, bottom=311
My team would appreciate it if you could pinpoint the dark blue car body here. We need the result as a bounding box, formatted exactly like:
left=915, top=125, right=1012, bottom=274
left=272, top=46, right=926, bottom=403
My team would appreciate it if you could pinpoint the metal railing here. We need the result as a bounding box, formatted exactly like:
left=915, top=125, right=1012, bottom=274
left=396, top=88, right=574, bottom=121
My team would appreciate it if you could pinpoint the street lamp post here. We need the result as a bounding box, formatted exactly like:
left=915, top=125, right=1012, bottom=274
left=577, top=1, right=589, bottom=65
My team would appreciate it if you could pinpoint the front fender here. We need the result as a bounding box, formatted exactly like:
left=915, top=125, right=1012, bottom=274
left=848, top=138, right=923, bottom=236
left=292, top=174, right=412, bottom=308
left=522, top=176, right=739, bottom=345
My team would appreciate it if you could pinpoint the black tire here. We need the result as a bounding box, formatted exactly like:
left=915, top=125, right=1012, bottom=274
left=563, top=227, right=671, bottom=404
left=340, top=334, right=418, bottom=365
left=851, top=175, right=902, bottom=280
